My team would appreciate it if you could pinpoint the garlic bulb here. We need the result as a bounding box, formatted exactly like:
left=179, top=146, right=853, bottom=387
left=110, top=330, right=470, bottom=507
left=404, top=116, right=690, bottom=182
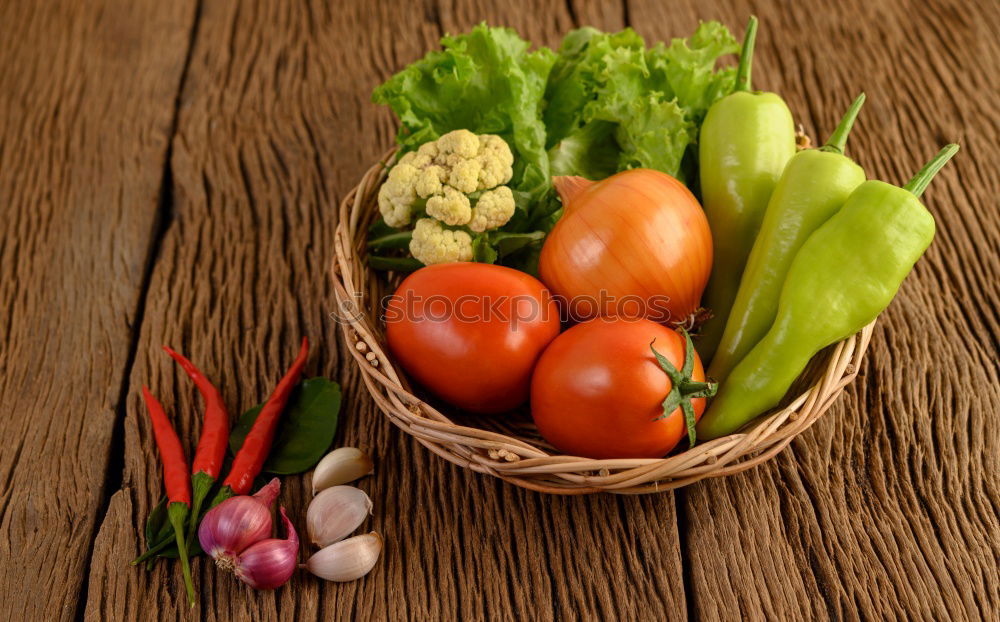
left=307, top=485, right=372, bottom=547
left=311, top=447, right=374, bottom=495
left=305, top=532, right=382, bottom=582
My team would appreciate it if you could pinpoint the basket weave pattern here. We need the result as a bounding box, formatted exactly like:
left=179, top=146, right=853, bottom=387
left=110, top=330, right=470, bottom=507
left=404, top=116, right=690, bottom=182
left=332, top=148, right=875, bottom=494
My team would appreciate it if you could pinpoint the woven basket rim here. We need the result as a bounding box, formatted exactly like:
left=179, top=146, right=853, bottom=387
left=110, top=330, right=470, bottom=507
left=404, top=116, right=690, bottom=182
left=331, top=147, right=875, bottom=495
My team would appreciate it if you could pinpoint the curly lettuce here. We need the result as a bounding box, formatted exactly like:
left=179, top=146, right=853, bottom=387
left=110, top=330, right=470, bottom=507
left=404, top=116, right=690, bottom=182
left=545, top=22, right=739, bottom=183
left=372, top=24, right=555, bottom=207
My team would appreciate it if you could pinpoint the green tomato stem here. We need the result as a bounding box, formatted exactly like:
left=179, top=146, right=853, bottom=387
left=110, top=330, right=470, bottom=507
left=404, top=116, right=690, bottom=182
left=904, top=144, right=959, bottom=198
left=650, top=329, right=717, bottom=448
left=820, top=93, right=866, bottom=155
left=735, top=16, right=758, bottom=92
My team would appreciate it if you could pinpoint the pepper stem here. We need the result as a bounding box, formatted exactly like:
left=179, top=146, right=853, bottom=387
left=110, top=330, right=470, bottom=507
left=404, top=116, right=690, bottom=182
left=904, top=144, right=960, bottom=198
left=650, top=329, right=718, bottom=448
left=186, top=472, right=215, bottom=551
left=735, top=16, right=758, bottom=92
left=168, top=502, right=196, bottom=607
left=208, top=484, right=235, bottom=509
left=131, top=533, right=173, bottom=566
left=820, top=93, right=866, bottom=155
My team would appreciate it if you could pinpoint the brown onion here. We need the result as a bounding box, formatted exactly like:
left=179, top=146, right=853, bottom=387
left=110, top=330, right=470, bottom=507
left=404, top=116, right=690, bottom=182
left=539, top=170, right=712, bottom=324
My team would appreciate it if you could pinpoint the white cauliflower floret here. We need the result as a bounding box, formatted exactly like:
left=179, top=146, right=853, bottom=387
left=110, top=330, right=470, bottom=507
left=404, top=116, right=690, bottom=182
left=425, top=186, right=472, bottom=226
left=447, top=158, right=483, bottom=194
left=409, top=218, right=473, bottom=265
left=468, top=186, right=516, bottom=233
left=435, top=129, right=481, bottom=160
left=377, top=162, right=420, bottom=227
left=376, top=129, right=519, bottom=265
left=477, top=134, right=515, bottom=189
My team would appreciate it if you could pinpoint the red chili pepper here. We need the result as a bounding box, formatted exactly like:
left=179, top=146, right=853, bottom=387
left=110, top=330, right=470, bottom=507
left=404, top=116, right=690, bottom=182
left=141, top=386, right=191, bottom=505
left=162, top=346, right=229, bottom=478
left=162, top=345, right=231, bottom=550
left=140, top=386, right=196, bottom=606
left=222, top=337, right=309, bottom=495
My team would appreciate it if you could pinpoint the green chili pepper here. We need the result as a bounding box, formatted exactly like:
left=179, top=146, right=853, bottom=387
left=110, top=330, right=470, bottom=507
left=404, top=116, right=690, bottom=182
left=697, top=16, right=797, bottom=361
left=697, top=144, right=959, bottom=440
left=707, top=94, right=868, bottom=385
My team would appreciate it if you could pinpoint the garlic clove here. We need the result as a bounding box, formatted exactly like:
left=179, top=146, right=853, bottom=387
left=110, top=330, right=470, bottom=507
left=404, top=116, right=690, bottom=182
left=307, top=486, right=373, bottom=547
left=311, top=447, right=374, bottom=495
left=305, top=532, right=382, bottom=582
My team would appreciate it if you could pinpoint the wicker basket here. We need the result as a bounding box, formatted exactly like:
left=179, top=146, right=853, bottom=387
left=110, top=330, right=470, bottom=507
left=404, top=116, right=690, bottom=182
left=332, top=148, right=875, bottom=494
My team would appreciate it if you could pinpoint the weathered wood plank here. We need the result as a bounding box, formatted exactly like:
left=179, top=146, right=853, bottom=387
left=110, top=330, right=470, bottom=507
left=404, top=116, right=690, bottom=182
left=0, top=1, right=196, bottom=619
left=627, top=0, right=1000, bottom=619
left=84, top=0, right=687, bottom=619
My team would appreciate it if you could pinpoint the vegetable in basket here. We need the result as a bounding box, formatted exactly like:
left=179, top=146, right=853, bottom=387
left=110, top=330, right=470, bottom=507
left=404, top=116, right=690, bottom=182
left=708, top=94, right=868, bottom=384
left=697, top=144, right=959, bottom=440
left=538, top=169, right=712, bottom=324
left=385, top=263, right=561, bottom=413
left=369, top=22, right=741, bottom=271
left=544, top=22, right=738, bottom=183
left=531, top=319, right=715, bottom=459
left=376, top=129, right=542, bottom=265
left=696, top=16, right=797, bottom=360
left=372, top=24, right=557, bottom=226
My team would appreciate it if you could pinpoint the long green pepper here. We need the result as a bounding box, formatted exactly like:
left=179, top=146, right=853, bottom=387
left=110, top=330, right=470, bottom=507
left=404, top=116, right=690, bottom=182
left=707, top=94, right=868, bottom=384
left=697, top=16, right=797, bottom=360
left=697, top=144, right=959, bottom=440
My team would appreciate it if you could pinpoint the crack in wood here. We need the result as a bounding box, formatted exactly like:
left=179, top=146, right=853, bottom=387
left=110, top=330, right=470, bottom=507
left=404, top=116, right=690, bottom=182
left=72, top=1, right=206, bottom=619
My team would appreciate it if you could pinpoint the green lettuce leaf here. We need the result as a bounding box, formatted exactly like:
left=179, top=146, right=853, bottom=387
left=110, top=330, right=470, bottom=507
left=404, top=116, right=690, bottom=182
left=372, top=24, right=555, bottom=205
left=544, top=22, right=738, bottom=183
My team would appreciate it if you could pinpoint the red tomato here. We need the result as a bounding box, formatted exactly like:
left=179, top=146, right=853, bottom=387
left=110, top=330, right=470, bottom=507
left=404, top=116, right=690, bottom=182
left=385, top=263, right=561, bottom=414
left=530, top=318, right=707, bottom=458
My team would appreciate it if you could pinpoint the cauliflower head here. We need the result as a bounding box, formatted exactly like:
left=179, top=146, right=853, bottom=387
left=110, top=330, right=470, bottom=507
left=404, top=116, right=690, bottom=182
left=408, top=218, right=473, bottom=265
left=377, top=129, right=516, bottom=235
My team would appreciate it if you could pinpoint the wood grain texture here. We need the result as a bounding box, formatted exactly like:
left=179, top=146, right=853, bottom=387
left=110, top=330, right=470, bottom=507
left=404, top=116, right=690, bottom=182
left=84, top=0, right=687, bottom=620
left=0, top=0, right=992, bottom=619
left=0, top=0, right=196, bottom=619
left=627, top=0, right=1000, bottom=620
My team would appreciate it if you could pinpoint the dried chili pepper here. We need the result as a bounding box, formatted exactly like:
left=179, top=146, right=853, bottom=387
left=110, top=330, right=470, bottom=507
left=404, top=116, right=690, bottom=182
left=141, top=386, right=196, bottom=607
left=162, top=345, right=230, bottom=547
left=214, top=338, right=309, bottom=503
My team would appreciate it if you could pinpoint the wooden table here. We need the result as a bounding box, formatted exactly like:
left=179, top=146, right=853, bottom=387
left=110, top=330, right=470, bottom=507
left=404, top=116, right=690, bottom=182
left=2, top=0, right=997, bottom=619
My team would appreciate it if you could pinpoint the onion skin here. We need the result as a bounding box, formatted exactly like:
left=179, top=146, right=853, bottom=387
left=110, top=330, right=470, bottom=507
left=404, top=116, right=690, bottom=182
left=539, top=170, right=712, bottom=324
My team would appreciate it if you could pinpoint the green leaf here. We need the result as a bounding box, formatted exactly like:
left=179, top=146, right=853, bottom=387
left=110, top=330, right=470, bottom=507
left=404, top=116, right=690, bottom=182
left=368, top=255, right=424, bottom=272
left=144, top=496, right=173, bottom=548
left=547, top=120, right=620, bottom=179
left=372, top=23, right=555, bottom=206
left=491, top=231, right=545, bottom=258
left=155, top=536, right=204, bottom=560
left=472, top=236, right=498, bottom=264
left=541, top=22, right=738, bottom=182
left=229, top=378, right=341, bottom=474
